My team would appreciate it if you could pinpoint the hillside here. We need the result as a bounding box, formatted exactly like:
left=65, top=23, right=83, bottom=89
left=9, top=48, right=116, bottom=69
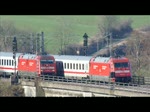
left=1, top=15, right=150, bottom=54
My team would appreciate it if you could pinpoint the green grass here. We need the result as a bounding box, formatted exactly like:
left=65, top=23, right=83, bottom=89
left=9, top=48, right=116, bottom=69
left=119, top=15, right=150, bottom=28
left=1, top=15, right=150, bottom=54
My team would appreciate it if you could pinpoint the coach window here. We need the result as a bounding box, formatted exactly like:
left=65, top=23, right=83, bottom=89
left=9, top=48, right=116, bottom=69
left=86, top=64, right=88, bottom=70
left=82, top=64, right=84, bottom=70
left=4, top=60, right=6, bottom=65
left=67, top=63, right=69, bottom=69
left=73, top=63, right=75, bottom=69
left=2, top=59, right=3, bottom=65
left=76, top=63, right=78, bottom=70
left=79, top=64, right=81, bottom=70
left=70, top=63, right=72, bottom=69
left=64, top=63, right=66, bottom=69
left=12, top=60, right=14, bottom=66
left=0, top=59, right=1, bottom=65
left=7, top=60, right=8, bottom=66
left=9, top=60, right=11, bottom=66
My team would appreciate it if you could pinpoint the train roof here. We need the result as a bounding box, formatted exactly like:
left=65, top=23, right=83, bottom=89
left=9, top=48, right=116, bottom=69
left=93, top=56, right=129, bottom=63
left=20, top=54, right=54, bottom=59
left=52, top=55, right=92, bottom=61
left=20, top=53, right=37, bottom=59
left=93, top=56, right=111, bottom=63
left=0, top=52, right=22, bottom=58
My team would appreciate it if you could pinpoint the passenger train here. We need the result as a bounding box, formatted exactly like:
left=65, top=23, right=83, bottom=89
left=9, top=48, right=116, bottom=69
left=52, top=55, right=132, bottom=83
left=0, top=51, right=132, bottom=83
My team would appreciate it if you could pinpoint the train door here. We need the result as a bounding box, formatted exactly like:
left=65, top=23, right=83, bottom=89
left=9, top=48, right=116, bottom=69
left=56, top=61, right=64, bottom=76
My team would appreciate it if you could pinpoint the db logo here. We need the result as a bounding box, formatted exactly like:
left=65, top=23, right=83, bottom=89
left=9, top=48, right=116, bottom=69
left=29, top=62, right=34, bottom=66
left=102, top=66, right=107, bottom=70
left=21, top=62, right=25, bottom=65
left=93, top=65, right=98, bottom=69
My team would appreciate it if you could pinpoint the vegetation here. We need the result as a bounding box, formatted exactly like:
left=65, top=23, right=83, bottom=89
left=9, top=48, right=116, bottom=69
left=1, top=15, right=150, bottom=54
left=0, top=15, right=150, bottom=77
left=126, top=30, right=150, bottom=76
left=0, top=79, right=24, bottom=96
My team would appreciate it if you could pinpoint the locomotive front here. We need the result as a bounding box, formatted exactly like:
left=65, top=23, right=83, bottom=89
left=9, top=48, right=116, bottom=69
left=111, top=57, right=132, bottom=83
left=40, top=55, right=56, bottom=75
left=89, top=56, right=132, bottom=83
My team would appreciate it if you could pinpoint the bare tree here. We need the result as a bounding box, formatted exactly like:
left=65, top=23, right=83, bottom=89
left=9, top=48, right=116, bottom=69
left=53, top=16, right=76, bottom=55
left=98, top=15, right=119, bottom=37
left=126, top=30, right=150, bottom=76
left=96, top=16, right=133, bottom=57
left=0, top=20, right=18, bottom=51
left=0, top=20, right=35, bottom=53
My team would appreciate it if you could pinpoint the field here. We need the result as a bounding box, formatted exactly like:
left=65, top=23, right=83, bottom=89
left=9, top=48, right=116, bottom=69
left=1, top=15, right=150, bottom=54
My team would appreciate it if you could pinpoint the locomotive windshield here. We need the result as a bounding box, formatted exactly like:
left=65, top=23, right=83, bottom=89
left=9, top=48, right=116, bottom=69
left=41, top=60, right=54, bottom=64
left=114, top=62, right=128, bottom=68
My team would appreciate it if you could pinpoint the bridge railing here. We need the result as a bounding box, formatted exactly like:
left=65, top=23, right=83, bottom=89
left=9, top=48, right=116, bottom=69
left=19, top=75, right=150, bottom=94
left=19, top=75, right=141, bottom=86
left=144, top=77, right=150, bottom=85
left=131, top=76, right=150, bottom=85
left=40, top=75, right=113, bottom=85
left=131, top=76, right=145, bottom=85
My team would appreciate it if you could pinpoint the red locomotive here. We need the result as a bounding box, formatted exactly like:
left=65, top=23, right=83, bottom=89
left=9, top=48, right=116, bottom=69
left=53, top=55, right=132, bottom=83
left=89, top=56, right=132, bottom=82
left=18, top=53, right=56, bottom=76
left=0, top=52, right=56, bottom=77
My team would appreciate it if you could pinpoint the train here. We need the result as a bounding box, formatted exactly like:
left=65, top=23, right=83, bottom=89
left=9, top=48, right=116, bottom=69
left=52, top=55, right=132, bottom=83
left=0, top=52, right=56, bottom=77
left=0, top=51, right=132, bottom=83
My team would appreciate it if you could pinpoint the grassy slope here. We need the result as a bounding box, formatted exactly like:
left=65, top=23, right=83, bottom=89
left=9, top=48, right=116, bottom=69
left=1, top=15, right=150, bottom=54
left=119, top=15, right=150, bottom=28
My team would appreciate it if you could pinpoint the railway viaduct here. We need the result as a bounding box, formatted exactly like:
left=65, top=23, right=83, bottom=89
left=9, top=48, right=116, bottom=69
left=19, top=76, right=150, bottom=97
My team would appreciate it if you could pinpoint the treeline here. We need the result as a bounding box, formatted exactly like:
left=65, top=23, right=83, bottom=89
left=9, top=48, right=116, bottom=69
left=62, top=16, right=133, bottom=56
left=0, top=20, right=36, bottom=53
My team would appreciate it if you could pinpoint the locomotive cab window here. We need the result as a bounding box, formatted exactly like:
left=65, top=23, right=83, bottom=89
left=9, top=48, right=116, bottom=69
left=114, top=62, right=129, bottom=68
left=40, top=60, right=54, bottom=64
